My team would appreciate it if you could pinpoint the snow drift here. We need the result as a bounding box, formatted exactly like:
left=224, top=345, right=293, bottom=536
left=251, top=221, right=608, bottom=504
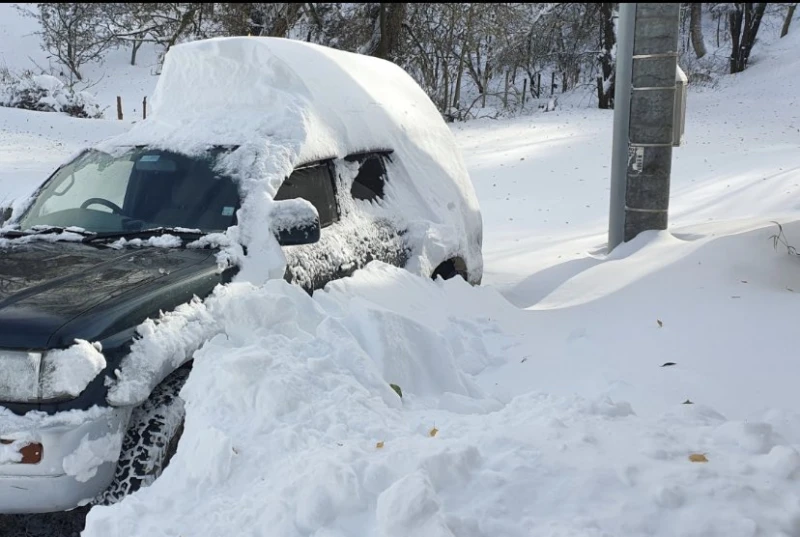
left=83, top=259, right=800, bottom=537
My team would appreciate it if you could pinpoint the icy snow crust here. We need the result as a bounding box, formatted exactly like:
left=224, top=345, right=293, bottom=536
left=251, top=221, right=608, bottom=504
left=95, top=36, right=483, bottom=284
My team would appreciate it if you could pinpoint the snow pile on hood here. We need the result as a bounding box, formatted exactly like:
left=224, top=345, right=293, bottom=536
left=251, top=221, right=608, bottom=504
left=84, top=262, right=800, bottom=537
left=96, top=36, right=482, bottom=284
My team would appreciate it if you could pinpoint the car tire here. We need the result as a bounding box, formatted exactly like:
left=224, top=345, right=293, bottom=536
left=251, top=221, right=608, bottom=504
left=94, top=365, right=190, bottom=506
left=431, top=258, right=467, bottom=282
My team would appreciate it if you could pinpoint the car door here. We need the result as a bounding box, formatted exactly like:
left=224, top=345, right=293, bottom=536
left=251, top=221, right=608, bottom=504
left=274, top=154, right=409, bottom=293
left=332, top=152, right=409, bottom=279
left=274, top=160, right=344, bottom=293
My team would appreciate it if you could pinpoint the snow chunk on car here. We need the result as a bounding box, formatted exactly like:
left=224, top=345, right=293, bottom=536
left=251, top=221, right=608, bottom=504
left=42, top=340, right=106, bottom=399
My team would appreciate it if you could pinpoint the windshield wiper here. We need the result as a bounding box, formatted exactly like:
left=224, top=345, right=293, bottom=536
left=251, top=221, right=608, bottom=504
left=82, top=227, right=207, bottom=244
left=0, top=226, right=94, bottom=239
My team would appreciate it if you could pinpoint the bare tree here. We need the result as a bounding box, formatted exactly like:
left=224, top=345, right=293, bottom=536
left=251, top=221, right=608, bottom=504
left=99, top=3, right=215, bottom=70
left=100, top=3, right=158, bottom=65
left=215, top=3, right=305, bottom=37
left=728, top=2, right=768, bottom=74
left=690, top=3, right=708, bottom=58
left=21, top=3, right=115, bottom=82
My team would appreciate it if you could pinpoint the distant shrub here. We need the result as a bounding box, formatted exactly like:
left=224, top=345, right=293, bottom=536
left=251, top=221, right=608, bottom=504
left=0, top=68, right=103, bottom=119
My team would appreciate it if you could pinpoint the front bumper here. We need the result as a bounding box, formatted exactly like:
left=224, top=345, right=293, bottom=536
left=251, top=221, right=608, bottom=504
left=0, top=406, right=131, bottom=514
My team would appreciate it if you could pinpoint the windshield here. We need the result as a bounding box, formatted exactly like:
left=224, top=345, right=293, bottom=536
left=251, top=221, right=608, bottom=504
left=17, top=147, right=241, bottom=235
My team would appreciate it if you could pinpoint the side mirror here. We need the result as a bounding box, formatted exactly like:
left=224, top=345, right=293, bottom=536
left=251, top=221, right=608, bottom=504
left=269, top=198, right=321, bottom=246
left=0, top=205, right=12, bottom=227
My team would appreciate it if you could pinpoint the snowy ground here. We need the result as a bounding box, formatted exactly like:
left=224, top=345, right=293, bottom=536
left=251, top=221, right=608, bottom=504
left=2, top=4, right=800, bottom=537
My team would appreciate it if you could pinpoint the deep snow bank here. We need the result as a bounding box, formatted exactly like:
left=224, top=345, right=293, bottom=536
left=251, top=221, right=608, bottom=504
left=84, top=261, right=800, bottom=537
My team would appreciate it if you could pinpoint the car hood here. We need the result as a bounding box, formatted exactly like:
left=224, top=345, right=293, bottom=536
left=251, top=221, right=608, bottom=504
left=0, top=241, right=220, bottom=349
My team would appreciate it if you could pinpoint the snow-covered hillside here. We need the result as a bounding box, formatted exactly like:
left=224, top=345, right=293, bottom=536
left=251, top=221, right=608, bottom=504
left=1, top=3, right=799, bottom=537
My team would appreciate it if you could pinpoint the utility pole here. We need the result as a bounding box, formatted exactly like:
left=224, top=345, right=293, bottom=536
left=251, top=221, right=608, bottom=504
left=608, top=3, right=682, bottom=252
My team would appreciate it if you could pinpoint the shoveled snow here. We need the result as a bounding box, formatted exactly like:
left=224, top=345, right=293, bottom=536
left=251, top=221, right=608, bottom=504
left=42, top=340, right=106, bottom=399
left=107, top=297, right=219, bottom=407
left=84, top=261, right=800, bottom=537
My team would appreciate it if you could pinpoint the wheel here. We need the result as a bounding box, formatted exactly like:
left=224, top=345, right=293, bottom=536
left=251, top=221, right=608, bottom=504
left=431, top=258, right=466, bottom=281
left=94, top=366, right=190, bottom=506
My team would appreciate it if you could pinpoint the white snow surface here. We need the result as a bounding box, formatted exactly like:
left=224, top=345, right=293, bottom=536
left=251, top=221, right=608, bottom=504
left=95, top=36, right=483, bottom=285
left=0, top=6, right=798, bottom=536
left=42, top=340, right=106, bottom=399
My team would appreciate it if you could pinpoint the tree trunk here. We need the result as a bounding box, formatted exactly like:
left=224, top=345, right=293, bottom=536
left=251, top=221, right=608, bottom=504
left=597, top=2, right=616, bottom=109
left=452, top=4, right=475, bottom=110
left=503, top=70, right=509, bottom=108
left=782, top=4, right=797, bottom=38
left=690, top=3, right=707, bottom=59
left=729, top=3, right=767, bottom=74
left=374, top=3, right=407, bottom=61
left=66, top=40, right=82, bottom=82
left=130, top=39, right=143, bottom=66
left=481, top=38, right=491, bottom=108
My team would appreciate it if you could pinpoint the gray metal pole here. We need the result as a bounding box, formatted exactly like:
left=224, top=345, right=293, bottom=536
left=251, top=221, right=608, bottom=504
left=608, top=3, right=636, bottom=252
left=608, top=3, right=682, bottom=252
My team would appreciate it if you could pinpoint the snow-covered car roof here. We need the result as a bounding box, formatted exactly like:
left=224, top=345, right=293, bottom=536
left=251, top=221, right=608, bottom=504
left=99, top=37, right=482, bottom=284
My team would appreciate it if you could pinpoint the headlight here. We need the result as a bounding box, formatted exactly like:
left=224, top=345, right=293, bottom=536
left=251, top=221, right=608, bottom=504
left=0, top=351, right=42, bottom=402
left=0, top=349, right=100, bottom=403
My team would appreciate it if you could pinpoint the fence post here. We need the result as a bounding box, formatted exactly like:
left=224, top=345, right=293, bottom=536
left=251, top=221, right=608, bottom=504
left=521, top=78, right=528, bottom=110
left=116, top=96, right=123, bottom=120
left=143, top=96, right=147, bottom=120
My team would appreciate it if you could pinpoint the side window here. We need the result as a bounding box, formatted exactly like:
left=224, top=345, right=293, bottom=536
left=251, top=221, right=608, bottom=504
left=274, top=162, right=339, bottom=227
left=348, top=154, right=387, bottom=202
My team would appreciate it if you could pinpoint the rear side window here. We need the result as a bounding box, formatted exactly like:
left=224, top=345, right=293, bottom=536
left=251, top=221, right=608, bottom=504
left=274, top=162, right=339, bottom=227
left=349, top=154, right=387, bottom=202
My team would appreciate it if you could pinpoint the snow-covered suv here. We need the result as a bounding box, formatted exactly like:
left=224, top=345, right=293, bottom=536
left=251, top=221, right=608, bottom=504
left=0, top=37, right=482, bottom=514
